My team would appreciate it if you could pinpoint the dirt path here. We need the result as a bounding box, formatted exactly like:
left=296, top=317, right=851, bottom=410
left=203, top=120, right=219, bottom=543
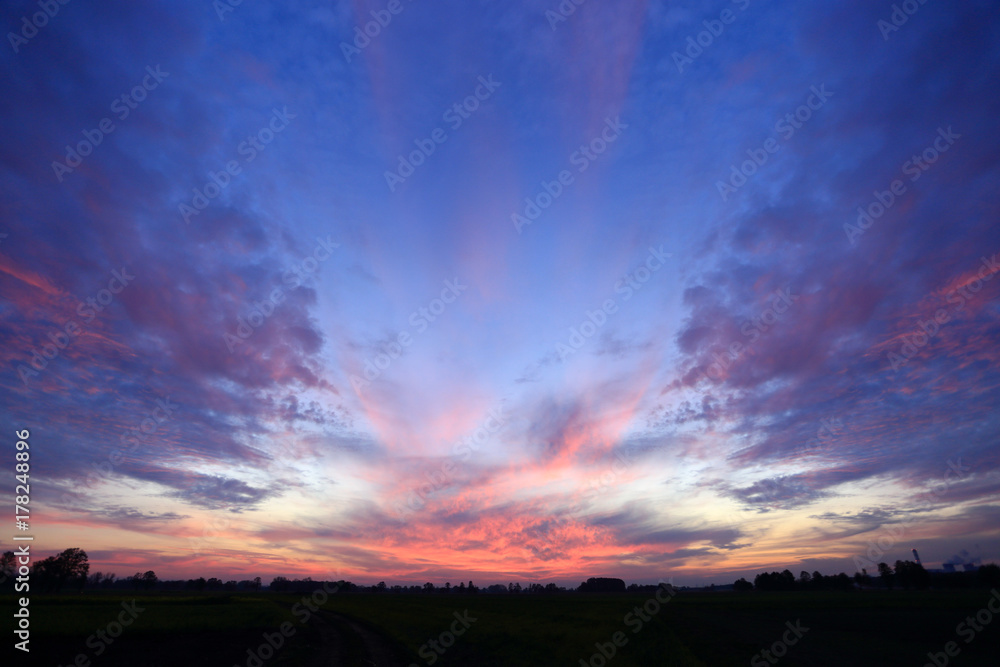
left=312, top=610, right=409, bottom=667
left=301, top=610, right=345, bottom=666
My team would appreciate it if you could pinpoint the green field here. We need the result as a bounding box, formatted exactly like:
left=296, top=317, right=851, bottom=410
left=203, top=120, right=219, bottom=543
left=10, top=588, right=1000, bottom=666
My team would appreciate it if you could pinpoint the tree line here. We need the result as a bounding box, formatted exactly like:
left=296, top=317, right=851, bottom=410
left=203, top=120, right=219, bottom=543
left=733, top=561, right=1000, bottom=592
left=0, top=549, right=266, bottom=593
left=6, top=548, right=996, bottom=595
left=0, top=554, right=656, bottom=595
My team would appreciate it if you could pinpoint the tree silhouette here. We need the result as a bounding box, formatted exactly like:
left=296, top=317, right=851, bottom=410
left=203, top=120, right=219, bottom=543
left=34, top=548, right=89, bottom=592
left=578, top=577, right=625, bottom=593
left=979, top=564, right=1000, bottom=587
left=0, top=551, right=14, bottom=589
left=878, top=562, right=894, bottom=590
left=893, top=560, right=929, bottom=590
left=753, top=571, right=797, bottom=591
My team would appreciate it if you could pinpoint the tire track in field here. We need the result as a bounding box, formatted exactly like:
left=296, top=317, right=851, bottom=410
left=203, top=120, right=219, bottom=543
left=314, top=609, right=409, bottom=666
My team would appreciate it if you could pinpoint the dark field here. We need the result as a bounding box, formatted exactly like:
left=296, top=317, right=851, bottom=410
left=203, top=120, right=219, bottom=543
left=13, top=589, right=1000, bottom=666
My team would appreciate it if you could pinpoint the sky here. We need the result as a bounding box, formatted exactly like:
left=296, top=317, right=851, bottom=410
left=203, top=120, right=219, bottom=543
left=1, top=0, right=999, bottom=587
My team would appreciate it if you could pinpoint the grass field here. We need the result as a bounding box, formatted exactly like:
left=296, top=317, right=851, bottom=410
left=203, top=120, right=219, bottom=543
left=10, top=588, right=1000, bottom=666
left=16, top=592, right=316, bottom=666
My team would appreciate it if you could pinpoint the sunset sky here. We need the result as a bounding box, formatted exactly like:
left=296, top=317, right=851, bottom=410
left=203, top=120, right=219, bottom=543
left=1, top=0, right=999, bottom=586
